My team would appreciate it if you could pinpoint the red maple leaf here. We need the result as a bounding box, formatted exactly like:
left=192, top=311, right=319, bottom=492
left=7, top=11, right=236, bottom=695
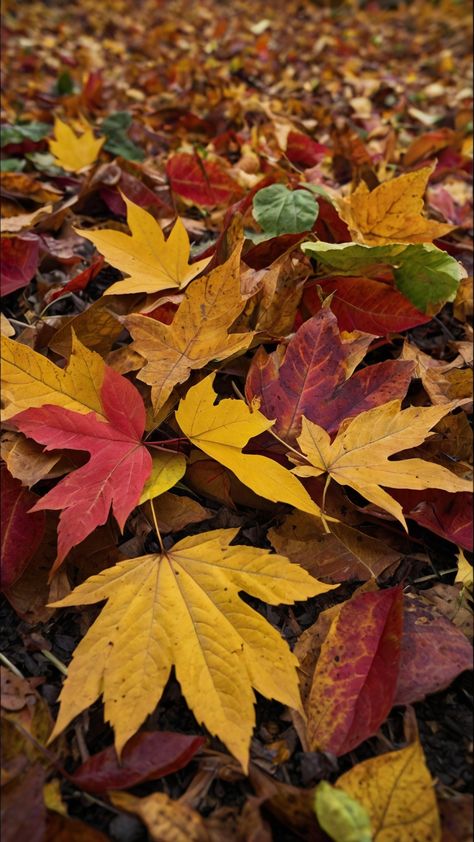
left=12, top=367, right=152, bottom=576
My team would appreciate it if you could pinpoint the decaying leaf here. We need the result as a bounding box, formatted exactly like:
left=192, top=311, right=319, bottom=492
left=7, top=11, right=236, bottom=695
left=336, top=735, right=441, bottom=841
left=305, top=587, right=403, bottom=755
left=77, top=195, right=211, bottom=295
left=47, top=528, right=330, bottom=768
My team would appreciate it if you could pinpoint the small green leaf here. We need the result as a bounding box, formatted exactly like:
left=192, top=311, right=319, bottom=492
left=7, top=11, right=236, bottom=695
left=301, top=241, right=462, bottom=314
left=1, top=122, right=51, bottom=147
left=0, top=158, right=26, bottom=172
left=54, top=71, right=75, bottom=95
left=138, top=452, right=186, bottom=505
left=25, top=152, right=64, bottom=175
left=253, top=184, right=318, bottom=236
left=314, top=781, right=372, bottom=842
left=102, top=112, right=145, bottom=162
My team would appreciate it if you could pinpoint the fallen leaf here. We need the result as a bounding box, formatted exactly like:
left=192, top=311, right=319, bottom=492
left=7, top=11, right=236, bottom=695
left=111, top=790, right=210, bottom=842
left=1, top=764, right=46, bottom=842
left=76, top=195, right=211, bottom=295
left=293, top=400, right=471, bottom=528
left=252, top=184, right=319, bottom=238
left=392, top=489, right=473, bottom=550
left=45, top=813, right=111, bottom=842
left=1, top=333, right=105, bottom=421
left=302, top=276, right=430, bottom=335
left=336, top=166, right=454, bottom=245
left=301, top=240, right=462, bottom=314
left=1, top=234, right=40, bottom=296
left=306, top=587, right=403, bottom=755
left=336, top=736, right=441, bottom=841
left=1, top=465, right=45, bottom=589
left=246, top=308, right=413, bottom=441
left=313, top=780, right=372, bottom=842
left=393, top=592, right=473, bottom=706
left=138, top=452, right=186, bottom=504
left=151, top=492, right=212, bottom=534
left=126, top=245, right=255, bottom=410
left=166, top=152, right=242, bottom=207
left=0, top=205, right=53, bottom=233
left=48, top=118, right=105, bottom=172
left=11, top=364, right=152, bottom=574
left=269, top=511, right=401, bottom=583
left=47, top=528, right=327, bottom=768
left=70, top=731, right=205, bottom=794
left=176, top=373, right=324, bottom=518
left=1, top=432, right=63, bottom=487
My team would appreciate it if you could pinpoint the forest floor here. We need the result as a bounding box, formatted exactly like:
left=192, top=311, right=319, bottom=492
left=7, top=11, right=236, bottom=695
left=1, top=1, right=473, bottom=840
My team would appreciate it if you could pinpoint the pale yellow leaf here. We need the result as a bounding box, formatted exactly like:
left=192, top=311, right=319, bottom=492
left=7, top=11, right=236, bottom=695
left=336, top=738, right=441, bottom=841
left=176, top=374, right=323, bottom=519
left=455, top=548, right=473, bottom=595
left=0, top=314, right=14, bottom=337
left=76, top=195, right=211, bottom=295
left=110, top=792, right=209, bottom=842
left=1, top=333, right=105, bottom=420
left=337, top=166, right=454, bottom=245
left=293, top=400, right=471, bottom=528
left=49, top=118, right=105, bottom=172
left=314, top=781, right=372, bottom=842
left=138, top=451, right=186, bottom=504
left=48, top=528, right=327, bottom=770
left=126, top=244, right=254, bottom=411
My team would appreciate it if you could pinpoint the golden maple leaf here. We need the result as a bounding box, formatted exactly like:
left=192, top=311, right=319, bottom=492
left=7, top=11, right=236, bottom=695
left=49, top=118, right=105, bottom=172
left=336, top=166, right=454, bottom=245
left=76, top=195, right=211, bottom=295
left=48, top=528, right=332, bottom=769
left=1, top=333, right=105, bottom=421
left=336, top=736, right=441, bottom=842
left=126, top=243, right=255, bottom=411
left=291, top=400, right=471, bottom=527
left=176, top=373, right=323, bottom=518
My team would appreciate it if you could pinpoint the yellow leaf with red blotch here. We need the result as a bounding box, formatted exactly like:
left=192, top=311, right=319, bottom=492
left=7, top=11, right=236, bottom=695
left=76, top=195, right=211, bottom=295
left=47, top=528, right=329, bottom=770
left=336, top=166, right=454, bottom=245
left=336, top=737, right=441, bottom=841
left=126, top=244, right=254, bottom=411
left=176, top=373, right=324, bottom=519
left=292, top=400, right=471, bottom=528
left=49, top=118, right=105, bottom=172
left=1, top=333, right=105, bottom=421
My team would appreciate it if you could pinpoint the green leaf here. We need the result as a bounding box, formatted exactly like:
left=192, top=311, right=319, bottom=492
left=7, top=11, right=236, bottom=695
left=301, top=241, right=462, bottom=314
left=253, top=184, right=318, bottom=236
left=25, top=152, right=64, bottom=175
left=102, top=112, right=145, bottom=162
left=54, top=71, right=75, bottom=95
left=0, top=158, right=26, bottom=172
left=102, top=112, right=133, bottom=134
left=1, top=122, right=51, bottom=147
left=314, top=781, right=372, bottom=842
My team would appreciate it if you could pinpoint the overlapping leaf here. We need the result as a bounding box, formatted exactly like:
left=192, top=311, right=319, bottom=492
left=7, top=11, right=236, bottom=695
left=48, top=118, right=105, bottom=172
left=293, top=400, right=472, bottom=527
left=336, top=165, right=454, bottom=245
left=126, top=244, right=255, bottom=410
left=48, top=528, right=330, bottom=769
left=176, top=374, right=324, bottom=518
left=11, top=365, right=152, bottom=574
left=246, top=308, right=414, bottom=441
left=76, top=195, right=211, bottom=295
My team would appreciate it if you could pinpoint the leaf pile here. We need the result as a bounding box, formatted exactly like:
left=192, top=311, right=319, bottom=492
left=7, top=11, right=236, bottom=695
left=1, top=0, right=472, bottom=839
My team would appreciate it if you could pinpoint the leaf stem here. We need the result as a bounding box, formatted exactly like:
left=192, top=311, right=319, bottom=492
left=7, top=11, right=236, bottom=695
left=41, top=649, right=68, bottom=676
left=321, top=474, right=332, bottom=534
left=149, top=497, right=165, bottom=555
left=0, top=653, right=24, bottom=678
left=268, top=427, right=305, bottom=458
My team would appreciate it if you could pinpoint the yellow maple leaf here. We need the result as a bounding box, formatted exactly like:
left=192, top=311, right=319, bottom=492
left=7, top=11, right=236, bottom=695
left=176, top=373, right=324, bottom=518
left=292, top=400, right=471, bottom=528
left=76, top=195, right=211, bottom=295
left=48, top=528, right=332, bottom=769
left=336, top=737, right=441, bottom=841
left=49, top=117, right=105, bottom=172
left=1, top=333, right=105, bottom=421
left=336, top=166, right=454, bottom=245
left=126, top=244, right=254, bottom=411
